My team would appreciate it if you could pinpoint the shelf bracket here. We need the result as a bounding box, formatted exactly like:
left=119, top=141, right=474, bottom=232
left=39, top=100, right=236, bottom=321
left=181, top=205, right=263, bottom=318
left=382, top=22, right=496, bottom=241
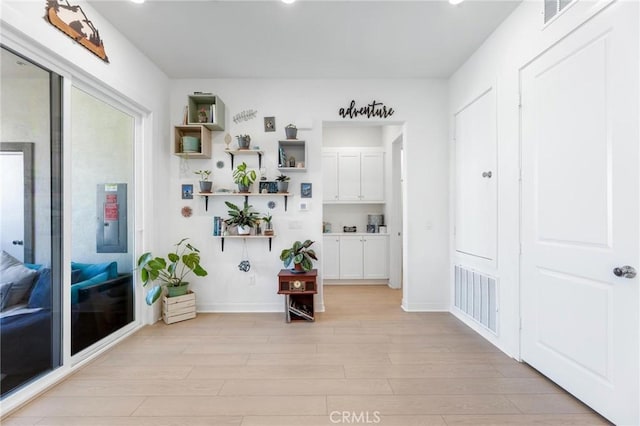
left=203, top=195, right=209, bottom=211
left=258, top=152, right=263, bottom=169
left=284, top=195, right=288, bottom=212
left=221, top=237, right=224, bottom=252
left=228, top=152, right=235, bottom=169
left=268, top=237, right=272, bottom=252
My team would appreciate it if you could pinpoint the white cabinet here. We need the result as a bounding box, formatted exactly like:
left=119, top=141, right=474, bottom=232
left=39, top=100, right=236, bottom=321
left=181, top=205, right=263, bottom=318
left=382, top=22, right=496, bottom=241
left=322, top=236, right=341, bottom=279
left=339, top=236, right=364, bottom=279
left=362, top=235, right=389, bottom=279
left=323, top=150, right=384, bottom=203
left=322, top=152, right=339, bottom=201
left=323, top=234, right=389, bottom=280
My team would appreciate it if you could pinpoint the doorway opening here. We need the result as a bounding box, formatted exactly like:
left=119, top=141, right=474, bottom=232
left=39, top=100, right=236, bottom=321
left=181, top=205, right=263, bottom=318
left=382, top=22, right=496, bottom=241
left=320, top=121, right=405, bottom=293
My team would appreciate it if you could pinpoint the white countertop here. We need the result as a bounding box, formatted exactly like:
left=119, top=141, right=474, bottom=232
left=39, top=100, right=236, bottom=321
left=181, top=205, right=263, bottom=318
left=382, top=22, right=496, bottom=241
left=323, top=232, right=389, bottom=236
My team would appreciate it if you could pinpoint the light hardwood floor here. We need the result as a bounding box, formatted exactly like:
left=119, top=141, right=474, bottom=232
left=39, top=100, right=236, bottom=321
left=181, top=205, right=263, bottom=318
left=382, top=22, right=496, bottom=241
left=5, top=285, right=610, bottom=425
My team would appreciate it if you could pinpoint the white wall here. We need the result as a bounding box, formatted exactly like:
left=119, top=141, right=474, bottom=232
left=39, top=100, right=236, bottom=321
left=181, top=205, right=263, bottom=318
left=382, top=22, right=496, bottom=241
left=323, top=126, right=383, bottom=147
left=448, top=0, right=627, bottom=358
left=170, top=79, right=449, bottom=312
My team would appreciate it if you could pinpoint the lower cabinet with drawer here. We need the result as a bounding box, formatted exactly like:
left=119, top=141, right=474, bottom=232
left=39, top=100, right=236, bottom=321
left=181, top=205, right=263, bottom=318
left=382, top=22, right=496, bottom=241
left=323, top=235, right=389, bottom=280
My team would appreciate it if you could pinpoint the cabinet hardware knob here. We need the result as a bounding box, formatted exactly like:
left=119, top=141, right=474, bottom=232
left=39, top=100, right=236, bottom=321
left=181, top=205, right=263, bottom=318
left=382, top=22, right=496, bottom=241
left=613, top=265, right=637, bottom=279
left=482, top=171, right=492, bottom=178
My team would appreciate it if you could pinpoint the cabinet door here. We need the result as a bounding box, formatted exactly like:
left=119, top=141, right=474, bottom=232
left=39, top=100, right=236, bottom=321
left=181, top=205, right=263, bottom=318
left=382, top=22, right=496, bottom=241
left=322, top=152, right=339, bottom=202
left=360, top=152, right=384, bottom=201
left=322, top=236, right=341, bottom=279
left=339, top=236, right=363, bottom=279
left=363, top=235, right=389, bottom=279
left=337, top=152, right=361, bottom=201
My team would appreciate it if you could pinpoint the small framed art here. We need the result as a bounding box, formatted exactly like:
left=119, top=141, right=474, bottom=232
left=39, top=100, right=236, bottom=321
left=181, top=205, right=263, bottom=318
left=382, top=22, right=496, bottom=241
left=301, top=182, right=312, bottom=198
left=182, top=184, right=194, bottom=199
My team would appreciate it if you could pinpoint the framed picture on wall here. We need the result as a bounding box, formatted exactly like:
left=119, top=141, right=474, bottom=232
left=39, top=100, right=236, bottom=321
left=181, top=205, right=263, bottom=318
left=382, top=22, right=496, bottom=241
left=182, top=184, right=194, bottom=199
left=264, top=116, right=276, bottom=132
left=301, top=182, right=312, bottom=198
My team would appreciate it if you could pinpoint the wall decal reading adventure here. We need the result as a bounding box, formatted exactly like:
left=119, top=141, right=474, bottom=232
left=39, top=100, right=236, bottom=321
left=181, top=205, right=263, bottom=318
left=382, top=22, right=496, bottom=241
left=338, top=100, right=395, bottom=119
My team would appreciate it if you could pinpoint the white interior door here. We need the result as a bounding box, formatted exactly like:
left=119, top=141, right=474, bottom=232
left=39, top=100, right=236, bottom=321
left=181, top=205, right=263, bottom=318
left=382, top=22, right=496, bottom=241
left=0, top=152, right=25, bottom=261
left=454, top=88, right=497, bottom=261
left=520, top=4, right=639, bottom=425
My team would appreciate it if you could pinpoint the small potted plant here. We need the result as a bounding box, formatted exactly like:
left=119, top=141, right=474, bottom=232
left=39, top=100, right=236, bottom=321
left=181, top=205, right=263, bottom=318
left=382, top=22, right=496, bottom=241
left=194, top=169, right=212, bottom=193
left=224, top=201, right=260, bottom=235
left=285, top=123, right=297, bottom=140
left=233, top=162, right=257, bottom=193
left=262, top=214, right=274, bottom=236
left=137, top=238, right=208, bottom=305
left=280, top=240, right=317, bottom=272
left=276, top=174, right=290, bottom=193
left=236, top=134, right=251, bottom=150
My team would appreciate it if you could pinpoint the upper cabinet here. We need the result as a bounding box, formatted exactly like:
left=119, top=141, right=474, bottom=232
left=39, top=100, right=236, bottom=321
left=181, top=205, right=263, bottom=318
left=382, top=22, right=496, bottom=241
left=323, top=149, right=384, bottom=203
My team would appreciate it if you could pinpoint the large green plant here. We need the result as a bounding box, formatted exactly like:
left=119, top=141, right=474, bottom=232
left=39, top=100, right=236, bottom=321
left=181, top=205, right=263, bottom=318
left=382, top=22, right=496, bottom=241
left=280, top=240, right=318, bottom=271
left=224, top=201, right=260, bottom=228
left=137, top=238, right=208, bottom=305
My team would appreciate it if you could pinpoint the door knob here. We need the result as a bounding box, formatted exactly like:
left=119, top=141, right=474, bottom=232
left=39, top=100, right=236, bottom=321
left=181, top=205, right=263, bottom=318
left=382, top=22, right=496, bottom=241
left=613, top=265, right=637, bottom=279
left=482, top=171, right=492, bottom=178
left=12, top=240, right=24, bottom=246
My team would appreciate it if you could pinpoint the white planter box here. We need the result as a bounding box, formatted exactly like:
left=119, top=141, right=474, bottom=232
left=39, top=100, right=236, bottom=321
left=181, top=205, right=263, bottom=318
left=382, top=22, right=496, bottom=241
left=162, top=290, right=196, bottom=324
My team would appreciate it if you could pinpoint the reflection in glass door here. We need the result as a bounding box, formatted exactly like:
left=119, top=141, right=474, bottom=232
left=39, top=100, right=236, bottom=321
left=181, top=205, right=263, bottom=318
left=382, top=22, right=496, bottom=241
left=70, top=87, right=135, bottom=355
left=0, top=47, right=62, bottom=397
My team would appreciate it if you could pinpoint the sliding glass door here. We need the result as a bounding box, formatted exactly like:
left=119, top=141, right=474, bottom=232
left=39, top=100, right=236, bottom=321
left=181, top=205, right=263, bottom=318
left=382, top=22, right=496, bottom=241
left=0, top=46, right=63, bottom=397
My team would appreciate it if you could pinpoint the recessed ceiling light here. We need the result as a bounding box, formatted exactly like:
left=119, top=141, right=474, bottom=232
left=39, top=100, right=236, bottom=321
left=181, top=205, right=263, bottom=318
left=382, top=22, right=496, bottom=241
left=131, top=0, right=145, bottom=4
left=449, top=0, right=465, bottom=4
left=282, top=0, right=296, bottom=4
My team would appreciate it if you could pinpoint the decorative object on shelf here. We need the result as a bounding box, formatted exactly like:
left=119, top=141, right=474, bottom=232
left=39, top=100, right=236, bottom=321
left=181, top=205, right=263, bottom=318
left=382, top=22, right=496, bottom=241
left=288, top=156, right=296, bottom=167
left=224, top=201, right=260, bottom=235
left=181, top=206, right=193, bottom=218
left=45, top=0, right=109, bottom=62
left=216, top=160, right=225, bottom=169
left=181, top=184, right=194, bottom=200
left=285, top=123, right=297, bottom=139
left=280, top=240, right=318, bottom=272
left=259, top=181, right=278, bottom=194
left=194, top=169, right=212, bottom=193
left=338, top=99, right=395, bottom=119
left=301, top=182, right=312, bottom=198
left=264, top=116, right=276, bottom=132
left=224, top=133, right=232, bottom=149
left=182, top=106, right=188, bottom=125
left=263, top=214, right=274, bottom=236
left=181, top=135, right=200, bottom=153
left=233, top=162, right=257, bottom=193
left=276, top=174, right=290, bottom=193
left=343, top=226, right=357, bottom=232
left=259, top=167, right=267, bottom=181
left=137, top=238, right=208, bottom=305
left=198, top=107, right=208, bottom=123
left=236, top=134, right=251, bottom=150
left=233, top=109, right=258, bottom=124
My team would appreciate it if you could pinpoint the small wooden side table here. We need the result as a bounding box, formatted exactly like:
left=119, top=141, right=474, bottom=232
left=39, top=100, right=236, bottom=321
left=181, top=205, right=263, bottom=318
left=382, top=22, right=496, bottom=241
left=277, top=269, right=318, bottom=322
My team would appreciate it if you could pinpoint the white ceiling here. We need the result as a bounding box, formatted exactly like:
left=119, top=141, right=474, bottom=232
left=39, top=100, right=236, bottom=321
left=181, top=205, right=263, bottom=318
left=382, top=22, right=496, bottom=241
left=88, top=0, right=520, bottom=79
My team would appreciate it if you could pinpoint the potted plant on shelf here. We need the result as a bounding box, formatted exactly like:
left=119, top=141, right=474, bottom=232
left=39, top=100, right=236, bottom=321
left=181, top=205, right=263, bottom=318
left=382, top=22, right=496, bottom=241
left=194, top=169, right=212, bottom=193
left=285, top=123, right=297, bottom=140
left=137, top=238, right=208, bottom=305
left=236, top=134, right=251, bottom=150
left=233, top=162, right=257, bottom=193
left=262, top=214, right=274, bottom=236
left=276, top=174, right=290, bottom=193
left=280, top=240, right=317, bottom=272
left=225, top=201, right=260, bottom=235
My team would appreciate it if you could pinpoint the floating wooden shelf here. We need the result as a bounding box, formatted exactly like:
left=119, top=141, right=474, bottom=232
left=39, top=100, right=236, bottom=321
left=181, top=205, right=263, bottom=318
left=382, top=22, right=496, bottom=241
left=196, top=192, right=289, bottom=212
left=224, top=149, right=264, bottom=169
left=174, top=125, right=212, bottom=158
left=213, top=234, right=275, bottom=252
